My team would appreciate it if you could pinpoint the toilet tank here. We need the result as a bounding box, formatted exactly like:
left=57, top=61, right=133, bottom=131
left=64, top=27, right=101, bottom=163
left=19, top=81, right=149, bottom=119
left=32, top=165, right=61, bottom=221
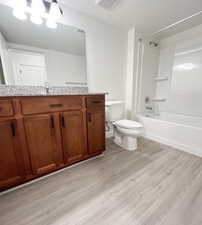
left=105, top=101, right=124, bottom=122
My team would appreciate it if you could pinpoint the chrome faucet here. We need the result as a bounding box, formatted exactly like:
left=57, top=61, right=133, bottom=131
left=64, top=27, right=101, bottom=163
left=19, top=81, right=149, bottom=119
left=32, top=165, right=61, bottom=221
left=44, top=82, right=50, bottom=94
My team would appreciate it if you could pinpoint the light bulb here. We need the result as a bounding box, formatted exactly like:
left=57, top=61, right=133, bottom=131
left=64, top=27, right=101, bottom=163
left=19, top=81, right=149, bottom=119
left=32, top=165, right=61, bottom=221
left=12, top=0, right=27, bottom=20
left=13, top=0, right=27, bottom=9
left=49, top=0, right=61, bottom=20
left=13, top=8, right=27, bottom=20
left=31, top=0, right=46, bottom=15
left=30, top=14, right=43, bottom=25
left=46, top=18, right=57, bottom=29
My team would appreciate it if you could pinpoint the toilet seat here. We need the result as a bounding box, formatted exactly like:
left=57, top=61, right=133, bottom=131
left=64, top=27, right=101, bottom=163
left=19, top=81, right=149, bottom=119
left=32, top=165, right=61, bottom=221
left=114, top=119, right=143, bottom=130
left=114, top=126, right=143, bottom=136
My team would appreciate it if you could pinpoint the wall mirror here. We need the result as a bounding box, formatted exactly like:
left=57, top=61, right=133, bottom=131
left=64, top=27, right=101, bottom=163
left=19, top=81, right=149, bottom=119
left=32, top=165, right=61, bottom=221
left=0, top=4, right=87, bottom=86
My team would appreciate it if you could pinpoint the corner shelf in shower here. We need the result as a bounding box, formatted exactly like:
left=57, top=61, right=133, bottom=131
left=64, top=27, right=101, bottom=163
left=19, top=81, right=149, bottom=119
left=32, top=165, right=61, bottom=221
left=154, top=76, right=168, bottom=82
left=152, top=98, right=167, bottom=102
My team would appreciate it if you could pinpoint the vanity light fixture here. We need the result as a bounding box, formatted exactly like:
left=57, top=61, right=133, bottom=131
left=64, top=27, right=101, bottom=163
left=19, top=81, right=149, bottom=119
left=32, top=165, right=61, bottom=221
left=12, top=0, right=63, bottom=29
left=46, top=0, right=61, bottom=29
left=30, top=13, right=43, bottom=25
left=30, top=0, right=45, bottom=24
left=31, top=0, right=46, bottom=15
left=49, top=0, right=62, bottom=20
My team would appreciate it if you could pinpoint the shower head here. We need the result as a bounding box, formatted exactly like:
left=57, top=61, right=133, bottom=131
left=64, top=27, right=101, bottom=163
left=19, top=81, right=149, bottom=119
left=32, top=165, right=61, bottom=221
left=149, top=41, right=159, bottom=47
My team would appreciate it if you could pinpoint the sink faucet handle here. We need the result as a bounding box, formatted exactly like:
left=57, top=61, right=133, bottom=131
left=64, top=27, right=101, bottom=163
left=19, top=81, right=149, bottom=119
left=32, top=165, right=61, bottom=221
left=44, top=82, right=49, bottom=89
left=44, top=82, right=50, bottom=94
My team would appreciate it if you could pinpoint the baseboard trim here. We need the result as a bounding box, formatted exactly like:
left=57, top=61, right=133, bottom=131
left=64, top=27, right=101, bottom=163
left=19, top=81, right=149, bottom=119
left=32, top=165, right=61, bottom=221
left=145, top=133, right=202, bottom=158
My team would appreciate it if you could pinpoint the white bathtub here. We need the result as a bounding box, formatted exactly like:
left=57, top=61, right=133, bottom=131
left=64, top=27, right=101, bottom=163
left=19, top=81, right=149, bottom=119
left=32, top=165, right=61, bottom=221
left=137, top=114, right=202, bottom=158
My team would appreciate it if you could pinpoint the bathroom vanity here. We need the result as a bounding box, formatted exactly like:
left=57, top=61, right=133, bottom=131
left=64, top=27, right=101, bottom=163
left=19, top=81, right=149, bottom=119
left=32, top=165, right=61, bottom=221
left=0, top=94, right=105, bottom=191
left=0, top=3, right=107, bottom=191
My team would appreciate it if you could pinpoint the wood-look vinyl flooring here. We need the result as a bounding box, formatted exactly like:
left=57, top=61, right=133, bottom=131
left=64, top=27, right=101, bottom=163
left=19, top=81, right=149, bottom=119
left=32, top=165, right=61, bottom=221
left=0, top=138, right=202, bottom=225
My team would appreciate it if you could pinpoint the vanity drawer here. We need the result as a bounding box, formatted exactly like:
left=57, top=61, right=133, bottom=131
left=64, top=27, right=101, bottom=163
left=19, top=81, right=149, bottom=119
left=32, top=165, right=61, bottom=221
left=0, top=100, right=14, bottom=117
left=21, top=96, right=83, bottom=115
left=86, top=95, right=105, bottom=111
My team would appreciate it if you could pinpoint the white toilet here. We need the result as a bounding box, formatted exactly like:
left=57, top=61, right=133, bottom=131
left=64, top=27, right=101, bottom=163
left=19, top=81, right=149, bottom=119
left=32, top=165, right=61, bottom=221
left=106, top=101, right=144, bottom=151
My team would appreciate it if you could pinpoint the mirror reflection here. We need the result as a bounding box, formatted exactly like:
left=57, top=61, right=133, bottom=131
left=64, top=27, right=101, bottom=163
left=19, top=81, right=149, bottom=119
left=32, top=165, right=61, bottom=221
left=0, top=4, right=87, bottom=86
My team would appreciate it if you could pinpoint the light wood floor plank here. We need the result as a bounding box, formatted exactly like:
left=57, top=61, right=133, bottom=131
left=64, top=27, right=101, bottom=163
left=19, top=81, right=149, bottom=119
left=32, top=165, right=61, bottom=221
left=0, top=138, right=202, bottom=225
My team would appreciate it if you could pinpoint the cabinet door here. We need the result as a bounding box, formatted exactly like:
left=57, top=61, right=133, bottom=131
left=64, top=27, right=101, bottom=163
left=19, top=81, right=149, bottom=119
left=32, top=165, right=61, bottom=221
left=0, top=120, right=25, bottom=189
left=87, top=110, right=105, bottom=155
left=24, top=114, right=58, bottom=176
left=61, top=111, right=85, bottom=164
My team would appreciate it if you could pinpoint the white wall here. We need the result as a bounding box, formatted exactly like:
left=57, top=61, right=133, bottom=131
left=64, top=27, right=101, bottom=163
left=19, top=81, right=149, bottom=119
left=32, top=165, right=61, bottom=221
left=46, top=51, right=86, bottom=85
left=59, top=4, right=127, bottom=100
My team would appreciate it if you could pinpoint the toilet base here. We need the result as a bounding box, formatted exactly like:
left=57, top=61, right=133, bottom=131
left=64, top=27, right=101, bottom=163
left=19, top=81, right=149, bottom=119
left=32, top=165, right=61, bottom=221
left=113, top=133, right=138, bottom=151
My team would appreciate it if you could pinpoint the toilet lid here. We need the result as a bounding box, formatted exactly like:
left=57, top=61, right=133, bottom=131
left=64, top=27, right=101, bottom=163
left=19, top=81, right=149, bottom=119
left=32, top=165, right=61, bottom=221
left=114, top=119, right=143, bottom=129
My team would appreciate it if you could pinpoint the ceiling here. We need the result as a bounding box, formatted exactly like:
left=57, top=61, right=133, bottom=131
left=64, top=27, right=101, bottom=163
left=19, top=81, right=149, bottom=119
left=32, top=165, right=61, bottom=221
left=61, top=0, right=202, bottom=37
left=0, top=0, right=202, bottom=39
left=0, top=4, right=85, bottom=55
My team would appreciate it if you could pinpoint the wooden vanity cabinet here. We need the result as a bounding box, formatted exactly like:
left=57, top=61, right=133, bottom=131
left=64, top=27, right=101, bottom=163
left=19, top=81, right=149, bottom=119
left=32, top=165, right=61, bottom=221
left=87, top=110, right=105, bottom=155
left=24, top=114, right=60, bottom=176
left=61, top=110, right=86, bottom=165
left=0, top=94, right=105, bottom=191
left=86, top=96, right=105, bottom=155
left=0, top=119, right=26, bottom=189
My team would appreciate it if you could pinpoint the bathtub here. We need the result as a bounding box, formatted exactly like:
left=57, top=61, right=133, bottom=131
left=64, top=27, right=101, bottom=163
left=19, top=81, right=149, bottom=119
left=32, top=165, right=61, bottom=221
left=137, top=113, right=202, bottom=158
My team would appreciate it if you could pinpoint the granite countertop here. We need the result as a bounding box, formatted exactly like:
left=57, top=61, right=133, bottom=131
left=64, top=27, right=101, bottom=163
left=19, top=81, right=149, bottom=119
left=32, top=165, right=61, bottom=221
left=0, top=85, right=108, bottom=97
left=0, top=93, right=108, bottom=97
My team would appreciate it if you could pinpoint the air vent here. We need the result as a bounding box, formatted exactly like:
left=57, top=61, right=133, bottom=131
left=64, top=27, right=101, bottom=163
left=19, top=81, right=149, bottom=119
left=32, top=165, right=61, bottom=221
left=95, top=0, right=120, bottom=9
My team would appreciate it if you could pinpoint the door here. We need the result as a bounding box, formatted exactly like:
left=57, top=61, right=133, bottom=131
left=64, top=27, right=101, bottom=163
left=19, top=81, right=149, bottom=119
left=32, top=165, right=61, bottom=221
left=87, top=110, right=105, bottom=155
left=24, top=114, right=58, bottom=176
left=15, top=64, right=47, bottom=86
left=0, top=120, right=25, bottom=189
left=61, top=111, right=85, bottom=164
left=9, top=50, right=47, bottom=86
